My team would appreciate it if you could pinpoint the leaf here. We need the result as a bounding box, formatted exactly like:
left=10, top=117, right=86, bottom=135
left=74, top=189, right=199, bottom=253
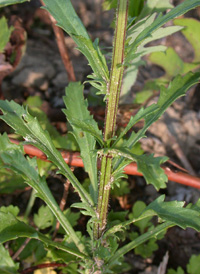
left=42, top=0, right=109, bottom=92
left=0, top=169, right=26, bottom=193
left=126, top=0, right=200, bottom=62
left=108, top=148, right=168, bottom=190
left=134, top=237, right=158, bottom=258
left=122, top=12, right=183, bottom=100
left=114, top=104, right=158, bottom=146
left=120, top=58, right=144, bottom=103
left=0, top=244, right=19, bottom=274
left=75, top=37, right=109, bottom=84
left=0, top=100, right=93, bottom=207
left=174, top=18, right=200, bottom=62
left=0, top=0, right=29, bottom=7
left=0, top=212, right=85, bottom=259
left=58, top=209, right=81, bottom=234
left=0, top=205, right=20, bottom=217
left=128, top=0, right=145, bottom=18
left=145, top=195, right=200, bottom=231
left=0, top=17, right=14, bottom=52
left=129, top=201, right=152, bottom=234
left=138, top=0, right=173, bottom=20
left=34, top=205, right=54, bottom=230
left=149, top=47, right=198, bottom=79
left=111, top=180, right=130, bottom=197
left=0, top=134, right=88, bottom=253
left=167, top=267, right=184, bottom=274
left=43, top=0, right=88, bottom=39
left=102, top=0, right=117, bottom=10
left=136, top=154, right=168, bottom=189
left=187, top=254, right=200, bottom=274
left=63, top=82, right=99, bottom=203
left=127, top=72, right=200, bottom=148
left=107, top=221, right=174, bottom=268
left=70, top=119, right=103, bottom=147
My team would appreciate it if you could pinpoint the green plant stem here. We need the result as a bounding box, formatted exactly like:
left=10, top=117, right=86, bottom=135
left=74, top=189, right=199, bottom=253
left=24, top=188, right=37, bottom=218
left=94, top=0, right=129, bottom=240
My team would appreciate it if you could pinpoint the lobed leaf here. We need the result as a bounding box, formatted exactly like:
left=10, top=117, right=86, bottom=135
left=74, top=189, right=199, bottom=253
left=107, top=221, right=174, bottom=268
left=122, top=14, right=182, bottom=100
left=0, top=244, right=19, bottom=274
left=42, top=0, right=109, bottom=93
left=34, top=205, right=54, bottom=230
left=126, top=0, right=200, bottom=62
left=0, top=211, right=85, bottom=259
left=101, top=147, right=168, bottom=190
left=70, top=119, right=103, bottom=147
left=0, top=100, right=93, bottom=207
left=144, top=195, right=200, bottom=231
left=63, top=82, right=100, bottom=203
left=174, top=18, right=200, bottom=62
left=149, top=47, right=198, bottom=80
left=0, top=134, right=89, bottom=254
left=126, top=72, right=200, bottom=149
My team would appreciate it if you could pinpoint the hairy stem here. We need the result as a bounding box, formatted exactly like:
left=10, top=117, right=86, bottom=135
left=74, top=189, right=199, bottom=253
left=94, top=0, right=129, bottom=239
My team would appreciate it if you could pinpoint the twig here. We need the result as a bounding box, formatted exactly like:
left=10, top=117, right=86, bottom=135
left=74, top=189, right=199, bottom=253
left=12, top=238, right=31, bottom=261
left=20, top=263, right=67, bottom=274
left=40, top=0, right=76, bottom=82
left=9, top=138, right=200, bottom=189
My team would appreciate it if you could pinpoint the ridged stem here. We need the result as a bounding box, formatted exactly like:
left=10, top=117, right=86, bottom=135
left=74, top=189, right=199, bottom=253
left=94, top=0, right=129, bottom=240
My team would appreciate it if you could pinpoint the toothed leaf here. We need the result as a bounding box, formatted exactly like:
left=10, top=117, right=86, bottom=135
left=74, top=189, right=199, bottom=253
left=63, top=82, right=99, bottom=203
left=0, top=100, right=93, bottom=206
left=0, top=211, right=84, bottom=258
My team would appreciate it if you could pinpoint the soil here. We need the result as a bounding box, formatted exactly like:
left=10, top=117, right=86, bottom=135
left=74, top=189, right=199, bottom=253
left=0, top=1, right=200, bottom=273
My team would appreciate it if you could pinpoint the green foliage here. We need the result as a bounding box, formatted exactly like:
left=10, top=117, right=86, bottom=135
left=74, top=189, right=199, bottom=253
left=139, top=17, right=200, bottom=104
left=0, top=205, right=20, bottom=217
left=43, top=0, right=109, bottom=95
left=167, top=267, right=184, bottom=274
left=174, top=18, right=200, bottom=62
left=0, top=211, right=85, bottom=258
left=187, top=254, right=200, bottom=274
left=129, top=201, right=152, bottom=234
left=0, top=244, right=19, bottom=274
left=143, top=195, right=200, bottom=231
left=167, top=254, right=200, bottom=274
left=1, top=0, right=200, bottom=273
left=12, top=238, right=47, bottom=261
left=0, top=101, right=93, bottom=207
left=0, top=0, right=28, bottom=7
left=121, top=0, right=200, bottom=102
left=0, top=16, right=14, bottom=53
left=63, top=82, right=101, bottom=203
left=0, top=168, right=26, bottom=194
left=111, top=180, right=130, bottom=196
left=24, top=96, right=79, bottom=150
left=128, top=201, right=164, bottom=258
left=34, top=205, right=54, bottom=230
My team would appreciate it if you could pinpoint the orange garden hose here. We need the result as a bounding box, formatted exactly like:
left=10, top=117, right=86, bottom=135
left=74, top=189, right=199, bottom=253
left=10, top=138, right=200, bottom=189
